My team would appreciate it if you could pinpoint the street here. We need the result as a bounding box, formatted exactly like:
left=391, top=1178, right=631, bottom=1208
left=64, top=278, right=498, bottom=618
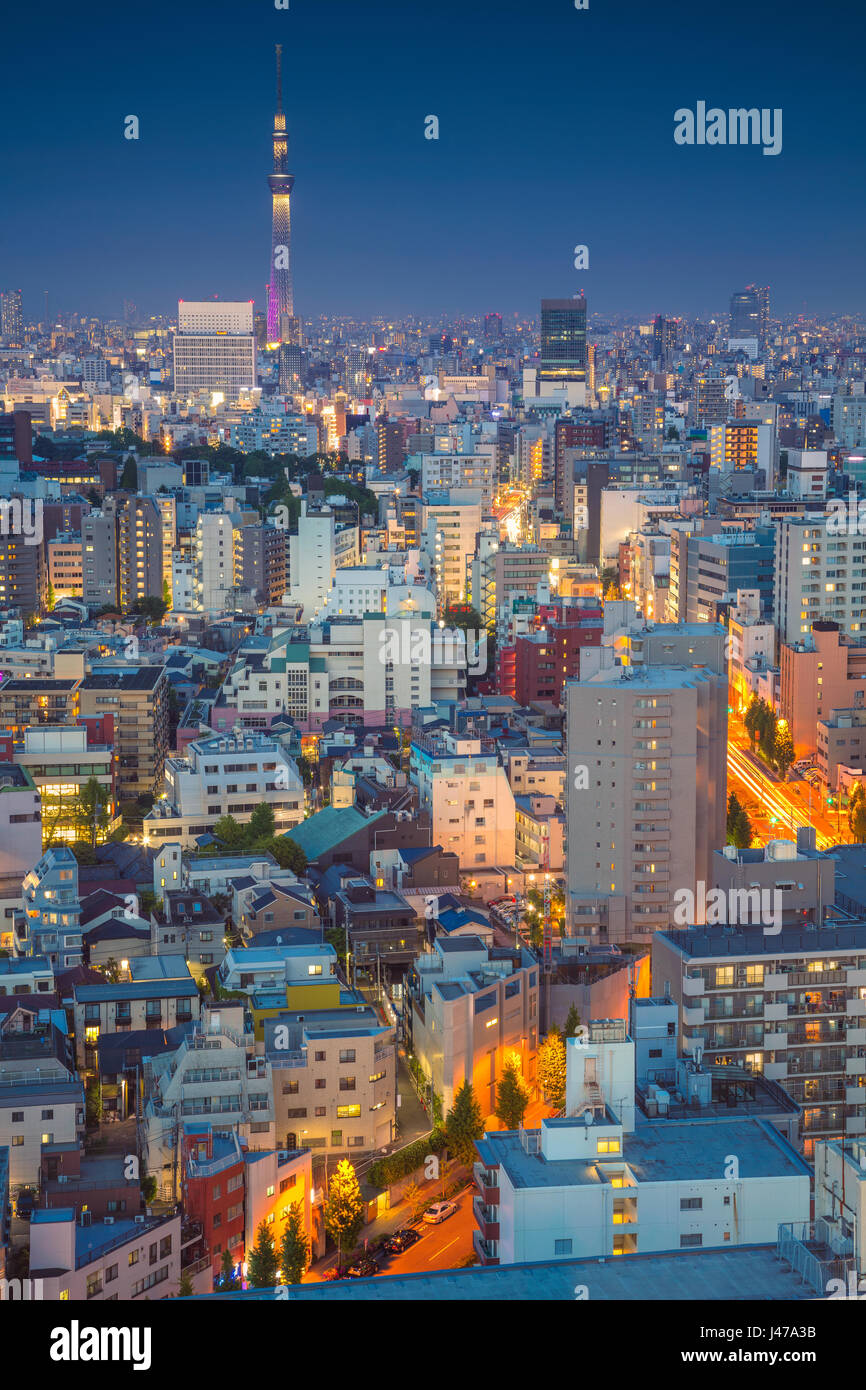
left=727, top=741, right=839, bottom=851
left=304, top=1184, right=477, bottom=1283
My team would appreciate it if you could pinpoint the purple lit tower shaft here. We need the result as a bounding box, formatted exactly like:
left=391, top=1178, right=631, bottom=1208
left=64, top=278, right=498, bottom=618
left=267, top=43, right=294, bottom=341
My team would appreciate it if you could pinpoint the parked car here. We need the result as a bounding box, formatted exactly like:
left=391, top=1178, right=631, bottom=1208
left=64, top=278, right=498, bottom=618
left=423, top=1200, right=458, bottom=1224
left=16, top=1188, right=36, bottom=1220
left=345, top=1256, right=379, bottom=1279
left=383, top=1227, right=422, bottom=1255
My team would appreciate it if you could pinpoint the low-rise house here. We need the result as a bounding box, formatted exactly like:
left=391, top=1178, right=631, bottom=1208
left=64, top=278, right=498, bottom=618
left=265, top=1007, right=396, bottom=1156
left=29, top=1206, right=183, bottom=1301
left=141, top=1004, right=274, bottom=1201
left=73, top=955, right=200, bottom=1070
left=217, top=941, right=338, bottom=1005
left=332, top=877, right=420, bottom=972
left=159, top=890, right=226, bottom=975
left=234, top=875, right=321, bottom=940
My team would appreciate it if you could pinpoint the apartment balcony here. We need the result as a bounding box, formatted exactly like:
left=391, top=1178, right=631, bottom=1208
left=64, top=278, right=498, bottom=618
left=473, top=1161, right=499, bottom=1206
left=764, top=1002, right=788, bottom=1021
left=764, top=1031, right=788, bottom=1048
left=846, top=1084, right=866, bottom=1105
left=847, top=998, right=866, bottom=1018
left=846, top=1027, right=866, bottom=1046
left=845, top=1111, right=866, bottom=1135
left=845, top=1057, right=866, bottom=1077
left=473, top=1228, right=499, bottom=1266
left=683, top=1006, right=705, bottom=1027
left=473, top=1196, right=500, bottom=1242
left=764, top=973, right=788, bottom=991
left=846, top=968, right=866, bottom=988
left=682, top=975, right=705, bottom=998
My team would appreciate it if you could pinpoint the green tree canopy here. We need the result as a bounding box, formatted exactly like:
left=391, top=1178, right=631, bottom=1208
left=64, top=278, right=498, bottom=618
left=247, top=1220, right=279, bottom=1289
left=494, top=1056, right=530, bottom=1130
left=537, top=1025, right=567, bottom=1111
left=445, top=1080, right=485, bottom=1166
left=726, top=791, right=753, bottom=849
left=323, top=1159, right=364, bottom=1265
left=563, top=1003, right=582, bottom=1038
left=278, top=1202, right=310, bottom=1285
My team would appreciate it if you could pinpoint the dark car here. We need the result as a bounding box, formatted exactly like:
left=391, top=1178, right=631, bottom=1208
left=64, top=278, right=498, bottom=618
left=383, top=1227, right=422, bottom=1255
left=16, top=1188, right=36, bottom=1220
left=345, top=1256, right=379, bottom=1279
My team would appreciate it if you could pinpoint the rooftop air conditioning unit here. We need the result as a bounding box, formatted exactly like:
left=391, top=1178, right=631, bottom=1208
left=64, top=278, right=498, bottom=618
left=104, top=1216, right=115, bottom=1225
left=135, top=1214, right=146, bottom=1224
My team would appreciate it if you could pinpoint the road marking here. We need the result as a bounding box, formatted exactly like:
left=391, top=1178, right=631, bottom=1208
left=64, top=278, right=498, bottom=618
left=430, top=1237, right=459, bottom=1262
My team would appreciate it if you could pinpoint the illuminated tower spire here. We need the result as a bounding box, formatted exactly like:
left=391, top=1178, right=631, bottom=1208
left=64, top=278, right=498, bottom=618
left=267, top=43, right=294, bottom=341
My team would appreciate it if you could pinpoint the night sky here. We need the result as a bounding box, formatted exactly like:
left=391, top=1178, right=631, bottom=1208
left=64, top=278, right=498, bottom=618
left=2, top=0, right=863, bottom=323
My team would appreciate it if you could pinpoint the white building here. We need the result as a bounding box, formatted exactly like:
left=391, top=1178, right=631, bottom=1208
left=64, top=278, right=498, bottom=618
left=194, top=512, right=239, bottom=612
left=421, top=489, right=483, bottom=611
left=173, top=300, right=256, bottom=400
left=288, top=502, right=337, bottom=620
left=472, top=1022, right=812, bottom=1266
left=774, top=515, right=866, bottom=643
left=410, top=731, right=516, bottom=871
left=143, top=730, right=303, bottom=847
left=420, top=448, right=496, bottom=507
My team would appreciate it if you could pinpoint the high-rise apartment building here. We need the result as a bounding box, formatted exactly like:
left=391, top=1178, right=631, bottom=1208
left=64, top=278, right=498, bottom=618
left=112, top=495, right=164, bottom=607
left=774, top=517, right=866, bottom=644
left=79, top=667, right=170, bottom=799
left=565, top=663, right=727, bottom=945
left=173, top=300, right=257, bottom=399
left=0, top=289, right=23, bottom=343
left=0, top=530, right=47, bottom=614
left=82, top=511, right=118, bottom=609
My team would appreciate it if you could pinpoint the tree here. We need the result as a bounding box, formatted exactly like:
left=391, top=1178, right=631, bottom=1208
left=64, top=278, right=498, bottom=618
left=178, top=1271, right=194, bottom=1298
left=443, top=603, right=483, bottom=636
left=77, top=776, right=111, bottom=849
left=849, top=783, right=866, bottom=841
left=46, top=581, right=56, bottom=611
left=265, top=836, right=308, bottom=874
left=537, top=1024, right=567, bottom=1111
left=163, top=578, right=171, bottom=610
left=494, top=1056, right=530, bottom=1131
left=211, top=814, right=247, bottom=850
left=774, top=725, right=795, bottom=780
left=323, top=1160, right=364, bottom=1268
left=247, top=1220, right=279, bottom=1289
left=248, top=802, right=276, bottom=842
left=445, top=1080, right=485, bottom=1166
left=85, top=1077, right=103, bottom=1126
left=278, top=1202, right=309, bottom=1285
left=219, top=1247, right=238, bottom=1291
left=726, top=791, right=753, bottom=849
left=119, top=456, right=138, bottom=491
left=130, top=595, right=168, bottom=624
left=563, top=1003, right=582, bottom=1038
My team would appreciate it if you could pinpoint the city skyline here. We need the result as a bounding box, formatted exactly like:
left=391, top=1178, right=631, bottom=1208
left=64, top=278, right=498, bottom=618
left=0, top=0, right=863, bottom=321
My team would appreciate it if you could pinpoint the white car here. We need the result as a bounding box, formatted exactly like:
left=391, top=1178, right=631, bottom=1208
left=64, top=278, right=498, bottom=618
left=423, top=1200, right=458, bottom=1225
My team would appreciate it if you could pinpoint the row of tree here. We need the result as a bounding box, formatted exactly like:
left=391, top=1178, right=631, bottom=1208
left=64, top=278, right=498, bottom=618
left=743, top=696, right=795, bottom=778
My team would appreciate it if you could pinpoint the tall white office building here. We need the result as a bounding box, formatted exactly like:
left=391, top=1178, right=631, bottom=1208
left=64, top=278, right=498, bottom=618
left=173, top=300, right=257, bottom=399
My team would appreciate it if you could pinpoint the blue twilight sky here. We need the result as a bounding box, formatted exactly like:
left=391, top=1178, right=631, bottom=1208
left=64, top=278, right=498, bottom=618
left=1, top=0, right=863, bottom=324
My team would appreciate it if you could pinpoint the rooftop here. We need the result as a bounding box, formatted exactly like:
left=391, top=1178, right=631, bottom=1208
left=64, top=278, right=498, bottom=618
left=193, top=1244, right=815, bottom=1301
left=476, top=1117, right=810, bottom=1190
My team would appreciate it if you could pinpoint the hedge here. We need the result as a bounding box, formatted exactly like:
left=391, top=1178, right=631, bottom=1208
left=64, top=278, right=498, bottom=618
left=368, top=1128, right=448, bottom=1189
